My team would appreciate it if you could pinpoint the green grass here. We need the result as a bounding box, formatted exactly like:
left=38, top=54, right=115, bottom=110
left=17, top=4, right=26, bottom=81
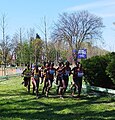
left=0, top=77, right=115, bottom=120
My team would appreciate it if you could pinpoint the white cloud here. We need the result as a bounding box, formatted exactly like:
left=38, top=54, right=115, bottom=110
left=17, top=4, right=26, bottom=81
left=98, top=13, right=115, bottom=18
left=67, top=0, right=115, bottom=11
left=66, top=0, right=115, bottom=18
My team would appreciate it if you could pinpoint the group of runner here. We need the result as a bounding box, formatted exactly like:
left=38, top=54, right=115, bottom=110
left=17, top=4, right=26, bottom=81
left=21, top=61, right=84, bottom=99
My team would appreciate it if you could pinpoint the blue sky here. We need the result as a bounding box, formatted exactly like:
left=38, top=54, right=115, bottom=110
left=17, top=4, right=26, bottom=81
left=0, top=0, right=115, bottom=51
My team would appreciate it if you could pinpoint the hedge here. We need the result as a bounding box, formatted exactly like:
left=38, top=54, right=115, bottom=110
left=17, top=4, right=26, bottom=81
left=82, top=52, right=115, bottom=89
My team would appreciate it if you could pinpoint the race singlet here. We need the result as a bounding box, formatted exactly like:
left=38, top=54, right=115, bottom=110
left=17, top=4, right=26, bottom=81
left=49, top=70, right=55, bottom=75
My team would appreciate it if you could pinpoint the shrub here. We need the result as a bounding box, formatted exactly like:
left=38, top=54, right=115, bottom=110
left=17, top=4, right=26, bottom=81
left=82, top=52, right=115, bottom=89
left=106, top=52, right=115, bottom=85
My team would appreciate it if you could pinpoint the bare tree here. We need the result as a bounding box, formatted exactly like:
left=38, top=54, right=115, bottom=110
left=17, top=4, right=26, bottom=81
left=31, top=37, right=43, bottom=64
left=12, top=28, right=25, bottom=66
left=0, top=13, right=12, bottom=70
left=27, top=28, right=35, bottom=40
left=26, top=28, right=35, bottom=65
left=51, top=10, right=104, bottom=61
left=36, top=16, right=48, bottom=61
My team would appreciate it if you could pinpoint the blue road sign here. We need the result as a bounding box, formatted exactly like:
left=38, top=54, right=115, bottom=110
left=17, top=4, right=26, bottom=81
left=77, top=49, right=87, bottom=59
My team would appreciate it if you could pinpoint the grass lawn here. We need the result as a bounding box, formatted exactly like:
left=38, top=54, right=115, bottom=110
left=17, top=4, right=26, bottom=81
left=0, top=76, right=115, bottom=120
